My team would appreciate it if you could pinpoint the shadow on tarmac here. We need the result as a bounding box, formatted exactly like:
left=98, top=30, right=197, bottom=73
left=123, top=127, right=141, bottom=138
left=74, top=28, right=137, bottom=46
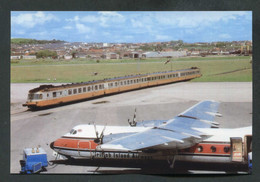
left=49, top=158, right=249, bottom=175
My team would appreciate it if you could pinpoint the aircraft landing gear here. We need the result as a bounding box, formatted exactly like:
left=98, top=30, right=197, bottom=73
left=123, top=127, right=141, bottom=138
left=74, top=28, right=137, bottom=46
left=167, top=156, right=176, bottom=168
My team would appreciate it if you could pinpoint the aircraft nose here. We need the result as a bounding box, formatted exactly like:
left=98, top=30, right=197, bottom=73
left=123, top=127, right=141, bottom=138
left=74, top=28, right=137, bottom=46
left=50, top=141, right=55, bottom=149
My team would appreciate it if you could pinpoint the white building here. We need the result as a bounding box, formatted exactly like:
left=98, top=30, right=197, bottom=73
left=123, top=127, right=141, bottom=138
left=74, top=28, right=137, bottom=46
left=22, top=55, right=37, bottom=59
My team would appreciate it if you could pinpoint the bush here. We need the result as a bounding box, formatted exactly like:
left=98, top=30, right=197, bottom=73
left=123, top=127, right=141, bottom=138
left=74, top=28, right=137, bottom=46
left=36, top=50, right=57, bottom=59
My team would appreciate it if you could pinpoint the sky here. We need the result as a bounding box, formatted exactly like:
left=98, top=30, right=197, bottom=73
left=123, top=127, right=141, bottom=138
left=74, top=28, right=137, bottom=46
left=11, top=11, right=252, bottom=43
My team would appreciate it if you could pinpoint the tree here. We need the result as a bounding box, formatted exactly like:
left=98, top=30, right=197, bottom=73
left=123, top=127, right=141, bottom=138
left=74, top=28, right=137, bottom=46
left=36, top=50, right=57, bottom=59
left=71, top=50, right=77, bottom=58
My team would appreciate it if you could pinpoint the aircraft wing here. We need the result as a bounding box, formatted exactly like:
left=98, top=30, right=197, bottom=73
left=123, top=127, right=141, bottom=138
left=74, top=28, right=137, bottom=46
left=99, top=100, right=220, bottom=151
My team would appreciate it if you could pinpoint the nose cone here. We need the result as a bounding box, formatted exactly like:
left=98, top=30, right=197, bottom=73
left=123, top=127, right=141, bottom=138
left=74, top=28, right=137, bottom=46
left=50, top=141, right=55, bottom=149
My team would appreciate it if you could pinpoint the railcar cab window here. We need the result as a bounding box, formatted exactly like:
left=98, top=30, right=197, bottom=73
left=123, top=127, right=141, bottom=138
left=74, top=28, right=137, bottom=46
left=28, top=93, right=43, bottom=100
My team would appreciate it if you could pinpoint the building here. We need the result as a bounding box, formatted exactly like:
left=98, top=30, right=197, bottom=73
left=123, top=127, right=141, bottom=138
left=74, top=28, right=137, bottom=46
left=64, top=54, right=73, bottom=60
left=102, top=52, right=119, bottom=59
left=142, top=51, right=187, bottom=58
left=128, top=52, right=141, bottom=58
left=75, top=53, right=87, bottom=58
left=11, top=55, right=21, bottom=59
left=22, top=55, right=37, bottom=59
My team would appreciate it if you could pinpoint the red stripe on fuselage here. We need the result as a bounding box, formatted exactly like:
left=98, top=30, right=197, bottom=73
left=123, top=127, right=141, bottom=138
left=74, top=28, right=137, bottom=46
left=53, top=138, right=98, bottom=150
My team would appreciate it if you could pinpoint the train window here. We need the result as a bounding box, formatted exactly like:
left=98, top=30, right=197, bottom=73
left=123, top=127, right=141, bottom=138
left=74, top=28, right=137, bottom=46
left=88, top=86, right=91, bottom=91
left=111, top=83, right=113, bottom=87
left=78, top=88, right=82, bottom=93
left=137, top=79, right=139, bottom=83
left=134, top=79, right=136, bottom=83
left=53, top=92, right=57, bottom=97
left=124, top=81, right=127, bottom=85
left=73, top=89, right=77, bottom=94
left=130, top=80, right=133, bottom=84
left=127, top=80, right=130, bottom=84
left=83, top=87, right=86, bottom=92
left=95, top=85, right=98, bottom=90
left=121, top=81, right=123, bottom=85
left=115, top=82, right=118, bottom=86
left=68, top=90, right=72, bottom=95
left=47, top=93, right=49, bottom=97
left=39, top=94, right=43, bottom=99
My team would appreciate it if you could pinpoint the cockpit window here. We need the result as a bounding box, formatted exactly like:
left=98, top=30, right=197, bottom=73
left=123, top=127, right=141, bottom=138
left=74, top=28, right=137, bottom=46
left=70, top=129, right=77, bottom=135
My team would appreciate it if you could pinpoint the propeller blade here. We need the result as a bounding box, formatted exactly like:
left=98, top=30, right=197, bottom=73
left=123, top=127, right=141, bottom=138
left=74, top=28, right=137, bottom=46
left=93, top=122, right=99, bottom=138
left=100, top=124, right=107, bottom=139
left=132, top=108, right=137, bottom=126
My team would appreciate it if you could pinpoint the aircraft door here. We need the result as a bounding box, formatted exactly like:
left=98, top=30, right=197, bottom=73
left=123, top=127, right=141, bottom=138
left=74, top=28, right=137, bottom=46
left=77, top=140, right=92, bottom=158
left=230, top=137, right=243, bottom=162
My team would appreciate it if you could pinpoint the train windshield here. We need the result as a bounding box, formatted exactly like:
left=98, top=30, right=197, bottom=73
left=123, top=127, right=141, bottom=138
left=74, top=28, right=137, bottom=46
left=27, top=93, right=43, bottom=100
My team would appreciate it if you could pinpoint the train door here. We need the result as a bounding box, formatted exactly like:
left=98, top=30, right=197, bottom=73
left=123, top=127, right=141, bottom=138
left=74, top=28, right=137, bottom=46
left=93, top=85, right=99, bottom=97
left=103, top=83, right=109, bottom=95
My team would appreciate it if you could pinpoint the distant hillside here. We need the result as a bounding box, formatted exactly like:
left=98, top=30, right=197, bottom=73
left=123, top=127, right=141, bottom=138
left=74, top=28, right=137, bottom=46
left=11, top=38, right=66, bottom=44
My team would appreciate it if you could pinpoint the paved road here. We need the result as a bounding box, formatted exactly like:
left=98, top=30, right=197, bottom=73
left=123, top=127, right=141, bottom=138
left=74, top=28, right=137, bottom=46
left=10, top=82, right=252, bottom=174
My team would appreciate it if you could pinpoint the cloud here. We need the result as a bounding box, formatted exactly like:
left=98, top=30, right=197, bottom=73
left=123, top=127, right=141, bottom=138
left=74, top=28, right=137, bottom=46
left=155, top=34, right=171, bottom=40
left=65, top=16, right=79, bottom=22
left=29, top=31, right=49, bottom=38
left=154, top=11, right=250, bottom=28
left=76, top=23, right=92, bottom=33
left=97, top=11, right=126, bottom=27
left=81, top=15, right=99, bottom=23
left=219, top=33, right=232, bottom=39
left=98, top=11, right=124, bottom=18
left=11, top=11, right=59, bottom=28
left=63, top=26, right=73, bottom=30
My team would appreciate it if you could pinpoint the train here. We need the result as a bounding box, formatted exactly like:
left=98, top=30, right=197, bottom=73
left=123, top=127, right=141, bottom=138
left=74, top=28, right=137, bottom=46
left=23, top=67, right=201, bottom=109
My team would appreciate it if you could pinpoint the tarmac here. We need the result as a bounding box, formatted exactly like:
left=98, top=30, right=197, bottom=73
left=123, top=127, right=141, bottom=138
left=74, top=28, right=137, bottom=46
left=10, top=82, right=252, bottom=174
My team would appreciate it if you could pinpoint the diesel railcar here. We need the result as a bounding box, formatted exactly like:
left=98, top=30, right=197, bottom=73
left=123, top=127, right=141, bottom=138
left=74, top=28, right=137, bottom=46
left=23, top=67, right=201, bottom=109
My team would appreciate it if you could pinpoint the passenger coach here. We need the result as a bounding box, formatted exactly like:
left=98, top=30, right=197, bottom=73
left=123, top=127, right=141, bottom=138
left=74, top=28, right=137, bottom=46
left=23, top=67, right=201, bottom=109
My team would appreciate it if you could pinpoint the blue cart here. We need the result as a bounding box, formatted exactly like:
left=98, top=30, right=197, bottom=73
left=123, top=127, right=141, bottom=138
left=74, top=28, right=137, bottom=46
left=20, top=147, right=48, bottom=174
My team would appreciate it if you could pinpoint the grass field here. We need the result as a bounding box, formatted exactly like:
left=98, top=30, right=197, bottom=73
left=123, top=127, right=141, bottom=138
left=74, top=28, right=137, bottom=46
left=11, top=56, right=252, bottom=83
